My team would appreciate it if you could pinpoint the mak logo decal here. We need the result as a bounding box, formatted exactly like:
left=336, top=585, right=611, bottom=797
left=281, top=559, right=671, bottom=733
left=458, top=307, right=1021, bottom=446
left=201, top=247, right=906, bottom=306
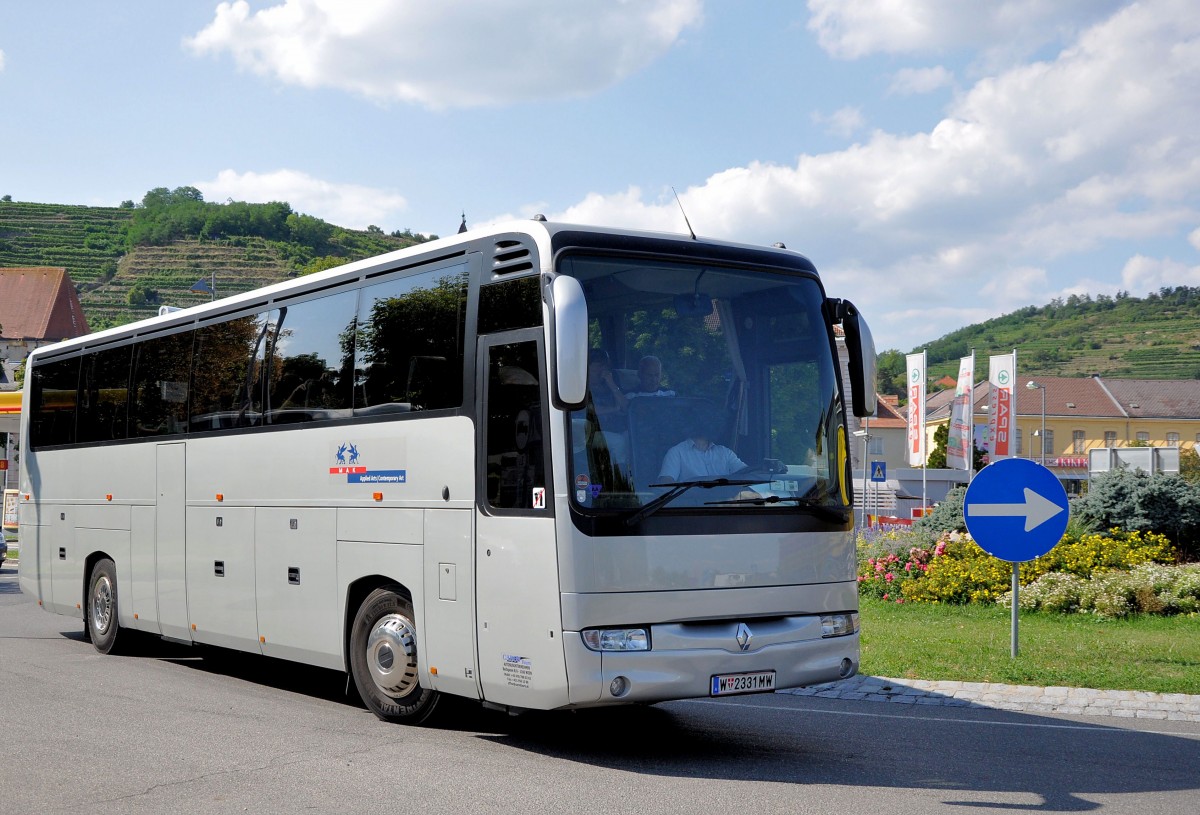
left=329, top=442, right=407, bottom=484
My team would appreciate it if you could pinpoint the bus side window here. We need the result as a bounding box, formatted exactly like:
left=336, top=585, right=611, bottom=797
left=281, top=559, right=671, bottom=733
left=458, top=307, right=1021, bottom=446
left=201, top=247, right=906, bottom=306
left=265, top=291, right=357, bottom=423
left=31, top=357, right=81, bottom=448
left=355, top=265, right=468, bottom=414
left=79, top=346, right=131, bottom=443
left=484, top=340, right=545, bottom=511
left=131, top=332, right=193, bottom=438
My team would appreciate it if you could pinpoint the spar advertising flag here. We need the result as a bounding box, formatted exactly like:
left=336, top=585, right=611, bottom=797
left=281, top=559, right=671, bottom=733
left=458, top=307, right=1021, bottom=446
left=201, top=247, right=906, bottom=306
left=906, top=351, right=927, bottom=466
left=947, top=353, right=975, bottom=470
left=987, top=351, right=1017, bottom=459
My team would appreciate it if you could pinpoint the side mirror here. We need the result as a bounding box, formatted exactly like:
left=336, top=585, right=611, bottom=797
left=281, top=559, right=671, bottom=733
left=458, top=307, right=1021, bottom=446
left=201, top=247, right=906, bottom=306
left=837, top=300, right=877, bottom=418
left=550, top=275, right=588, bottom=407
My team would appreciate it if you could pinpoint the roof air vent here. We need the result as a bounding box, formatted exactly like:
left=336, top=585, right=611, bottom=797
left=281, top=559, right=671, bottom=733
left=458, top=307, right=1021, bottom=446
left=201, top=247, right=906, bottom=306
left=492, top=238, right=535, bottom=275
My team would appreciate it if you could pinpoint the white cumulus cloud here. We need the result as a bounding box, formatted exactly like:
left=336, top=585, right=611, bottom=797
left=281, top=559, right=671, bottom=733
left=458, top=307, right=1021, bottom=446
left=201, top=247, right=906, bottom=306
left=805, top=0, right=1126, bottom=60
left=536, top=0, right=1200, bottom=350
left=1120, top=254, right=1200, bottom=293
left=185, top=0, right=702, bottom=108
left=888, top=65, right=953, bottom=95
left=812, top=106, right=866, bottom=138
left=196, top=168, right=408, bottom=231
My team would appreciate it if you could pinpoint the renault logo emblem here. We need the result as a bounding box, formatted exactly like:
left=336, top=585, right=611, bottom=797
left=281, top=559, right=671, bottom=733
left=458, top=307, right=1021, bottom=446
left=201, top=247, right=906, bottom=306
left=735, top=622, right=753, bottom=651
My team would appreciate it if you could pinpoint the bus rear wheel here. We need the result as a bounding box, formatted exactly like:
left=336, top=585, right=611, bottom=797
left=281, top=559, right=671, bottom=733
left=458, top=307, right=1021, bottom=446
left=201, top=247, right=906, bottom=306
left=349, top=587, right=440, bottom=724
left=87, top=558, right=123, bottom=654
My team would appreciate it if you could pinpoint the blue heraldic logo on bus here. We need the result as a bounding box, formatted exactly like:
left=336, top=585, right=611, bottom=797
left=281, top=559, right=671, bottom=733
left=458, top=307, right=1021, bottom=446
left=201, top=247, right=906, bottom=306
left=329, top=442, right=406, bottom=484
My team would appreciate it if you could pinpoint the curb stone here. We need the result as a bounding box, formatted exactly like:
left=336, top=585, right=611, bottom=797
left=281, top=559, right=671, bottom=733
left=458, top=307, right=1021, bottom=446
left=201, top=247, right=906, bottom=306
left=780, top=675, right=1200, bottom=723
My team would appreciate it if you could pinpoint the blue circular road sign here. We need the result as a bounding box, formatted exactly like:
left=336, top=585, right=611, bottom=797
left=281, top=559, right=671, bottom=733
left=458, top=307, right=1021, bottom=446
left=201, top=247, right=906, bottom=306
left=963, top=458, right=1069, bottom=562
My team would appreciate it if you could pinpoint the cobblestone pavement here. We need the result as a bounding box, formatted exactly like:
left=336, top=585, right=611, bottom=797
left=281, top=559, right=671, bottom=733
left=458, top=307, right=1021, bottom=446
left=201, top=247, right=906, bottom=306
left=781, top=676, right=1200, bottom=722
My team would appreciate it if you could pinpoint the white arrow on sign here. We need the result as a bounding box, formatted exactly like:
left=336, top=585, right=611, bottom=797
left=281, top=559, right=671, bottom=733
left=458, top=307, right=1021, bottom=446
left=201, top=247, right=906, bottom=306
left=966, top=487, right=1065, bottom=532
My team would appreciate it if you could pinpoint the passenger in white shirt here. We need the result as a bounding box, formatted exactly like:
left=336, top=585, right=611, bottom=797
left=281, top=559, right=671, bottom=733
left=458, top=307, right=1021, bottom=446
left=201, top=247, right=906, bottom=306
left=625, top=355, right=675, bottom=399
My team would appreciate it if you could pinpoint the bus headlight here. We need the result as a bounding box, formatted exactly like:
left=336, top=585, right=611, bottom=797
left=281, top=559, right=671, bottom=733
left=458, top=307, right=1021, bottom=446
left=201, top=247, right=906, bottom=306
left=820, top=613, right=859, bottom=638
left=581, top=627, right=650, bottom=652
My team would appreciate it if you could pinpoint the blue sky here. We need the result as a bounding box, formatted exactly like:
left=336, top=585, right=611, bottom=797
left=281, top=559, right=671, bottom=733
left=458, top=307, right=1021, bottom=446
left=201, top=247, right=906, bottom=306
left=2, top=1, right=1198, bottom=353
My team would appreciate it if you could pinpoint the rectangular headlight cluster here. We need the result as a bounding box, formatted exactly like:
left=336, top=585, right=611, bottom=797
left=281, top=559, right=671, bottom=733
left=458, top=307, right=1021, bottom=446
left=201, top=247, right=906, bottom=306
left=581, top=627, right=650, bottom=652
left=820, top=613, right=860, bottom=638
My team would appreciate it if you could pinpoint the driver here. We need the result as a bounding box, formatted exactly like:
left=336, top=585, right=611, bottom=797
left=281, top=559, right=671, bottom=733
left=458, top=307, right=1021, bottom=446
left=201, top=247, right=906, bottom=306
left=657, top=417, right=748, bottom=483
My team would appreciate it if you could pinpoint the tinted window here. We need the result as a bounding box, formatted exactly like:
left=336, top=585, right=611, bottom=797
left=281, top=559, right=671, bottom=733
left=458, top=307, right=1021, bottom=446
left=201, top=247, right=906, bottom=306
left=266, top=291, right=357, bottom=424
left=479, top=276, right=541, bottom=334
left=485, top=340, right=546, bottom=510
left=131, top=332, right=193, bottom=438
left=31, top=357, right=80, bottom=448
left=354, top=265, right=468, bottom=415
left=79, top=346, right=131, bottom=443
left=191, top=314, right=270, bottom=431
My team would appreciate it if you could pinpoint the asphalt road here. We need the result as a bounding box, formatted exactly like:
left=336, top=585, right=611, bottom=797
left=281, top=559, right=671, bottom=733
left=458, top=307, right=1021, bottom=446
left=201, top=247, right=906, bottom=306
left=2, top=561, right=1198, bottom=815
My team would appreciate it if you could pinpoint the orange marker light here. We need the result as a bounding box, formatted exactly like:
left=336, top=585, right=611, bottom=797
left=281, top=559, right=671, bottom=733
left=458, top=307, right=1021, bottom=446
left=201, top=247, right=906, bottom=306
left=105, top=494, right=113, bottom=502
left=373, top=492, right=383, bottom=502
left=191, top=623, right=197, bottom=631
left=216, top=493, right=224, bottom=502
left=260, top=635, right=266, bottom=644
left=133, top=613, right=139, bottom=620
left=430, top=667, right=438, bottom=675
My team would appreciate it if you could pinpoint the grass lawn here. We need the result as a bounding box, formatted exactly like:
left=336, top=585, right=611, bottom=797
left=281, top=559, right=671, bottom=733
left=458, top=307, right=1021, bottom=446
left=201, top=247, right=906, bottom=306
left=859, top=597, right=1200, bottom=695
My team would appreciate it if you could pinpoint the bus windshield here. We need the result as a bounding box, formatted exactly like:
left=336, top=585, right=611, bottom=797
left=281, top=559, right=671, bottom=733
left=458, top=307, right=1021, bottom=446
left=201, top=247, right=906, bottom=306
left=558, top=253, right=848, bottom=518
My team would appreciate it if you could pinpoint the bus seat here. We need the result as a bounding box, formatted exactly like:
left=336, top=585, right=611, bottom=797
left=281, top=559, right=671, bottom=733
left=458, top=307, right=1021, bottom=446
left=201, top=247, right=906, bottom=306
left=609, top=368, right=635, bottom=393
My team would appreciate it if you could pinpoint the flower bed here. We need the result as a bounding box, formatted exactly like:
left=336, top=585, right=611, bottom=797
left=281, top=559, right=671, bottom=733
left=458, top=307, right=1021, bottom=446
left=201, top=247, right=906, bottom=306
left=857, top=526, right=1191, bottom=617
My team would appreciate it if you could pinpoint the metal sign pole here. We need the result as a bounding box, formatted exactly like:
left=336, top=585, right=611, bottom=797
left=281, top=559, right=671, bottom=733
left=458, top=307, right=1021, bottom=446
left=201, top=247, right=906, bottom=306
left=1011, top=563, right=1019, bottom=658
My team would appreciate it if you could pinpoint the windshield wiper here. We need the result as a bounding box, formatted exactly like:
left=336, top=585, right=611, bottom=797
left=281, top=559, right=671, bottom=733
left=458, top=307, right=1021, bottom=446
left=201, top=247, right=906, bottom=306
left=704, top=494, right=853, bottom=523
left=623, top=478, right=761, bottom=526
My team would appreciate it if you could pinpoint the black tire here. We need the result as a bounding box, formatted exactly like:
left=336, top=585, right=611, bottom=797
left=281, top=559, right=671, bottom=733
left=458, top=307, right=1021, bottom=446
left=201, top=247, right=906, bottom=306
left=349, top=587, right=440, bottom=724
left=87, top=558, right=123, bottom=654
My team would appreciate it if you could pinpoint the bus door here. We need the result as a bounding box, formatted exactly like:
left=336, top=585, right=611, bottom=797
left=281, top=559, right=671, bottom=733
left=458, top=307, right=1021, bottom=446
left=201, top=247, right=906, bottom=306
left=156, top=442, right=189, bottom=641
left=474, top=330, right=567, bottom=708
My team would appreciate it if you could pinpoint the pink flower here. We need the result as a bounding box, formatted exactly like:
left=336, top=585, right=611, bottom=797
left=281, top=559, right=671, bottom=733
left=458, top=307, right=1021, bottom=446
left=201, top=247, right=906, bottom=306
left=875, top=562, right=885, bottom=573
left=896, top=598, right=905, bottom=604
left=857, top=575, right=866, bottom=582
left=905, top=563, right=913, bottom=572
left=885, top=572, right=895, bottom=582
left=867, top=558, right=876, bottom=566
left=882, top=593, right=889, bottom=600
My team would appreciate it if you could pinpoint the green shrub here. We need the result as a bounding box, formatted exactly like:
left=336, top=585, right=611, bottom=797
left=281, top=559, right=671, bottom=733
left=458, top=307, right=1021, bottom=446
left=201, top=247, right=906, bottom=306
left=913, top=486, right=966, bottom=535
left=1001, top=563, right=1200, bottom=618
left=1074, top=468, right=1200, bottom=561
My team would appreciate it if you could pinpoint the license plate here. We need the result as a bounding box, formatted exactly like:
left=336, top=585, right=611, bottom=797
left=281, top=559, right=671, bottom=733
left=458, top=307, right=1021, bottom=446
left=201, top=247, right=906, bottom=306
left=710, top=670, right=776, bottom=696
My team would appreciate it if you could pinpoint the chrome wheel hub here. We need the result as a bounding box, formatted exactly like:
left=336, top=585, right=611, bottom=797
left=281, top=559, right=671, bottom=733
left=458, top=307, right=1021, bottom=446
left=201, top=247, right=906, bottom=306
left=366, top=613, right=418, bottom=699
left=92, top=575, right=113, bottom=635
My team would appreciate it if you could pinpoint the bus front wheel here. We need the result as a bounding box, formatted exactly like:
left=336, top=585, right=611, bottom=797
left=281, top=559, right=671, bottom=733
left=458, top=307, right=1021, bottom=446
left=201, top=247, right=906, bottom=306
left=349, top=587, right=440, bottom=724
left=87, top=558, right=123, bottom=654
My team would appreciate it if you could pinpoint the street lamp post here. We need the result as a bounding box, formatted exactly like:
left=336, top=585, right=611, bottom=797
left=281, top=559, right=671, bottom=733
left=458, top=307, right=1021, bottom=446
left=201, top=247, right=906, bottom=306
left=1026, top=381, right=1046, bottom=465
left=853, top=428, right=870, bottom=529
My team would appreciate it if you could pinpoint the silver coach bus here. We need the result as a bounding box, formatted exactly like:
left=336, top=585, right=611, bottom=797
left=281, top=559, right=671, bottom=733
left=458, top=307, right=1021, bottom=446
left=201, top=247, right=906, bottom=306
left=19, top=219, right=875, bottom=723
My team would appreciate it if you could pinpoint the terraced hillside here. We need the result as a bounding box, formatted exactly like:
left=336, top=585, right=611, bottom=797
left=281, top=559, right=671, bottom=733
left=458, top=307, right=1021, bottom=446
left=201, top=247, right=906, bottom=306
left=82, top=239, right=301, bottom=324
left=920, top=289, right=1200, bottom=382
left=0, top=201, right=130, bottom=287
left=1, top=198, right=426, bottom=328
